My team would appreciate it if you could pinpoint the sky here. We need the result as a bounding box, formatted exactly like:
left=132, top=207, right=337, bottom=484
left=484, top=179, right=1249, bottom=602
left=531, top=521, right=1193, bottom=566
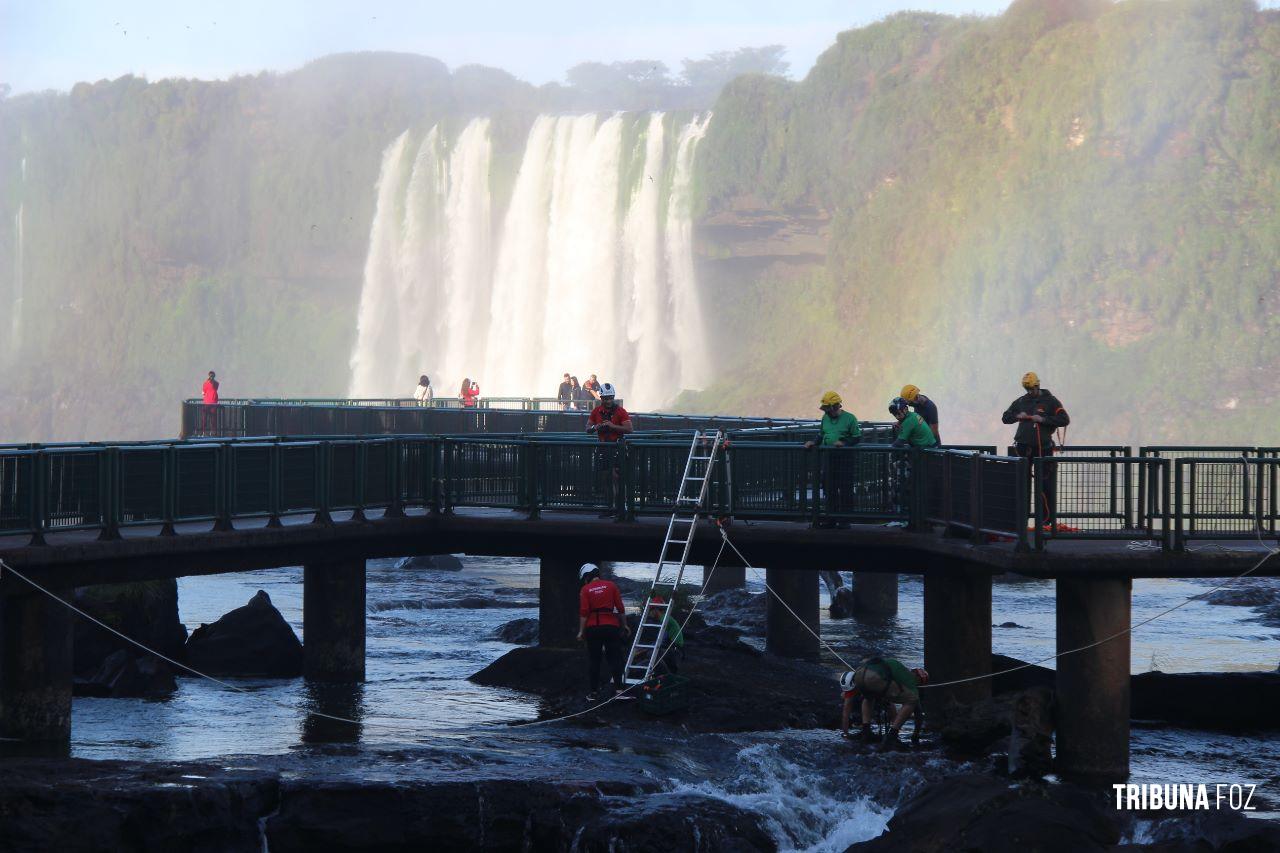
left=1, top=0, right=1022, bottom=95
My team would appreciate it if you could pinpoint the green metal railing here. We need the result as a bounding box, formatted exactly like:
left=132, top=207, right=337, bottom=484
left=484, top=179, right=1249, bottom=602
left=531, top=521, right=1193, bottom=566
left=2, top=433, right=1276, bottom=552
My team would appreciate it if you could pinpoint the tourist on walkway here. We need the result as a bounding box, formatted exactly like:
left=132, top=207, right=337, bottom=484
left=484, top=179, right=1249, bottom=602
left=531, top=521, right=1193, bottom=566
left=840, top=657, right=926, bottom=749
left=558, top=373, right=573, bottom=411
left=899, top=385, right=940, bottom=444
left=587, top=382, right=632, bottom=518
left=576, top=563, right=628, bottom=699
left=803, top=391, right=860, bottom=525
left=460, top=378, right=480, bottom=408
left=199, top=370, right=220, bottom=435
left=570, top=376, right=589, bottom=411
left=889, top=397, right=937, bottom=448
left=1002, top=372, right=1069, bottom=526
left=414, top=375, right=433, bottom=405
left=584, top=374, right=602, bottom=404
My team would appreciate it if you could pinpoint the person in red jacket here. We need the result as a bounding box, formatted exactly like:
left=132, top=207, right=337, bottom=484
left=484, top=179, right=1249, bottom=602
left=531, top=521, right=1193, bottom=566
left=576, top=563, right=629, bottom=698
left=586, top=382, right=631, bottom=518
left=199, top=370, right=220, bottom=435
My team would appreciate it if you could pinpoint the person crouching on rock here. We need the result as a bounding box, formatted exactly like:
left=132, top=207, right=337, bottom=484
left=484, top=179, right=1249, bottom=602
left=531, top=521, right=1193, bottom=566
left=840, top=657, right=927, bottom=749
left=576, top=563, right=629, bottom=700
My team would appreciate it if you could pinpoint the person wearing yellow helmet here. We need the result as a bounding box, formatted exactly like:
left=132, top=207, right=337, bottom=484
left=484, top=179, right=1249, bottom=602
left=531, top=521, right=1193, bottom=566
left=1002, top=372, right=1070, bottom=525
left=804, top=392, right=861, bottom=527
left=899, top=384, right=940, bottom=444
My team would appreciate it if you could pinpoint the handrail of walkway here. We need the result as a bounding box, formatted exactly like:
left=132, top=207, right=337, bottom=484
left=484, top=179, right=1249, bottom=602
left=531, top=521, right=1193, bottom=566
left=1, top=433, right=1275, bottom=552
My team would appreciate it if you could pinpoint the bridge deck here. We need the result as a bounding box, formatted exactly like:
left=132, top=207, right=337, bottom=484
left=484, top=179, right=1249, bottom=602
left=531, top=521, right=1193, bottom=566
left=0, top=509, right=1272, bottom=592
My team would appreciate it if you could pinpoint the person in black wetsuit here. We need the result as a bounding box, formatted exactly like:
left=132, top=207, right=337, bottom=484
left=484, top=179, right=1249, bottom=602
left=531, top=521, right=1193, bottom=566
left=1001, top=372, right=1070, bottom=526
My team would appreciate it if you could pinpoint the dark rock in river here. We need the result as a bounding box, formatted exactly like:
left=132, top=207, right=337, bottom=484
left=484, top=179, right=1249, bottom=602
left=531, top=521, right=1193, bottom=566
left=72, top=580, right=187, bottom=697
left=395, top=553, right=465, bottom=571
left=830, top=586, right=856, bottom=619
left=370, top=596, right=536, bottom=612
left=847, top=774, right=1120, bottom=853
left=699, top=587, right=767, bottom=636
left=266, top=779, right=773, bottom=852
left=1131, top=670, right=1280, bottom=730
left=185, top=590, right=303, bottom=677
left=74, top=649, right=176, bottom=698
left=470, top=628, right=840, bottom=733
left=494, top=617, right=539, bottom=644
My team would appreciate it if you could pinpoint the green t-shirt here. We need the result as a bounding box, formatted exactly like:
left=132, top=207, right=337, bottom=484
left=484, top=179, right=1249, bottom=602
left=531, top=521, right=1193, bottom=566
left=883, top=658, right=919, bottom=691
left=819, top=410, right=861, bottom=446
left=897, top=412, right=937, bottom=448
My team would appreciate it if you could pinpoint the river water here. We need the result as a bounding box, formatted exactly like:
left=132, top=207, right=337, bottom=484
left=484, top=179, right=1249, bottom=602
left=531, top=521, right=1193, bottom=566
left=68, top=558, right=1280, bottom=849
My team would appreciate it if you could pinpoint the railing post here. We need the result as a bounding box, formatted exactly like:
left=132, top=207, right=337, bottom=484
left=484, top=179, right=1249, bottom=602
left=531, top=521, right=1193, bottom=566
left=1033, top=457, right=1045, bottom=551
left=384, top=438, right=405, bottom=518
left=315, top=442, right=333, bottom=525
left=437, top=439, right=450, bottom=514
left=524, top=442, right=540, bottom=520
left=97, top=447, right=121, bottom=541
left=28, top=451, right=46, bottom=546
left=1173, top=460, right=1185, bottom=552
left=351, top=441, right=367, bottom=522
left=908, top=447, right=924, bottom=531
left=616, top=440, right=630, bottom=522
left=1123, top=457, right=1134, bottom=531
left=160, top=445, right=176, bottom=536
left=213, top=443, right=233, bottom=531
left=1014, top=456, right=1030, bottom=552
left=942, top=452, right=954, bottom=532
left=265, top=442, right=283, bottom=528
left=969, top=453, right=983, bottom=545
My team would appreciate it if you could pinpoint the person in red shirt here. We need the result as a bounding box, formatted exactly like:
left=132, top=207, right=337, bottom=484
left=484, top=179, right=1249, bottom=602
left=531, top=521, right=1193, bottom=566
left=576, top=563, right=629, bottom=698
left=586, top=382, right=632, bottom=518
left=460, top=378, right=480, bottom=408
left=199, top=371, right=220, bottom=435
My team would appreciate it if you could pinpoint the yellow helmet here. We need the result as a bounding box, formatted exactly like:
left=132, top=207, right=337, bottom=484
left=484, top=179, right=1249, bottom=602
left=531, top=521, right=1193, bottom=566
left=1021, top=371, right=1040, bottom=389
left=820, top=391, right=842, bottom=407
left=900, top=384, right=920, bottom=403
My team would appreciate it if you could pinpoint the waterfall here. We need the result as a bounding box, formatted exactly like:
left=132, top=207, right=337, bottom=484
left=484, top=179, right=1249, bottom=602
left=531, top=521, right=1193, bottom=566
left=348, top=113, right=711, bottom=410
left=12, top=156, right=25, bottom=352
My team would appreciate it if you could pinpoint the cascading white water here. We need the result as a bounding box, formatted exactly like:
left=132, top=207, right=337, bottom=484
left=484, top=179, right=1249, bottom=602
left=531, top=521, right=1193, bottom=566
left=348, top=113, right=712, bottom=409
left=11, top=156, right=25, bottom=352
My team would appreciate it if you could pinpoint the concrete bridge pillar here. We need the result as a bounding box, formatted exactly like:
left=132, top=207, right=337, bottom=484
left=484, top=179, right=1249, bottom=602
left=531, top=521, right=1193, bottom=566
left=923, top=566, right=992, bottom=714
left=0, top=590, right=74, bottom=742
left=703, top=554, right=746, bottom=597
left=539, top=558, right=581, bottom=647
left=303, top=559, right=366, bottom=682
left=765, top=568, right=819, bottom=660
left=853, top=572, right=898, bottom=615
left=1056, top=577, right=1131, bottom=784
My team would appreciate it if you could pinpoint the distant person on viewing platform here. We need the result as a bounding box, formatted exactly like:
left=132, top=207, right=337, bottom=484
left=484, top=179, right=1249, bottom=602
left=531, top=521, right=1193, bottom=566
left=460, top=378, right=480, bottom=408
left=804, top=391, right=860, bottom=527
left=584, top=375, right=602, bottom=404
left=576, top=562, right=628, bottom=699
left=571, top=376, right=588, bottom=411
left=558, top=373, right=574, bottom=411
left=587, top=383, right=632, bottom=518
left=1002, top=372, right=1070, bottom=527
left=414, top=375, right=433, bottom=405
left=199, top=370, right=220, bottom=435
left=899, top=385, right=940, bottom=444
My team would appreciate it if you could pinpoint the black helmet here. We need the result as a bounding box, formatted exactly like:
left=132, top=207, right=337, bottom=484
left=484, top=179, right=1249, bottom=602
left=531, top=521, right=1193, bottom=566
left=889, top=397, right=909, bottom=417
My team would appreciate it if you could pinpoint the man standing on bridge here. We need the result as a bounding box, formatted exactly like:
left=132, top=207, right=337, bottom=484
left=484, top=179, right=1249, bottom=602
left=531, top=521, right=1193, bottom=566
left=587, top=383, right=632, bottom=518
left=200, top=370, right=220, bottom=435
left=1002, top=372, right=1070, bottom=527
left=899, top=385, right=940, bottom=445
left=804, top=391, right=861, bottom=527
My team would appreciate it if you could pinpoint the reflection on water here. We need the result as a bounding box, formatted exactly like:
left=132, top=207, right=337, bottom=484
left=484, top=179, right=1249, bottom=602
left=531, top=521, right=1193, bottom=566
left=301, top=682, right=365, bottom=744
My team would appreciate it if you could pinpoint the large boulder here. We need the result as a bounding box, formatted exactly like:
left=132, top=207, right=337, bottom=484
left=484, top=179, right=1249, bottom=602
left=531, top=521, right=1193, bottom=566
left=493, top=617, right=539, bottom=644
left=72, top=580, right=187, bottom=697
left=699, top=587, right=767, bottom=636
left=184, top=591, right=303, bottom=677
left=395, top=554, right=464, bottom=571
left=847, top=774, right=1120, bottom=853
left=74, top=649, right=177, bottom=698
left=1130, top=670, right=1280, bottom=730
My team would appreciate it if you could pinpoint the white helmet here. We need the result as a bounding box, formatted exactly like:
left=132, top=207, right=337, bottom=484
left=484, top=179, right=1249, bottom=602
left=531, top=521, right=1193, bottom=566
left=599, top=382, right=616, bottom=398
left=839, top=670, right=857, bottom=692
left=579, top=563, right=599, bottom=581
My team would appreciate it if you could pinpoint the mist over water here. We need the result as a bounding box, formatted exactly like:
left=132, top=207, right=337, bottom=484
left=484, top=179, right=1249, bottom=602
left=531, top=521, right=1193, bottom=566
left=349, top=113, right=711, bottom=408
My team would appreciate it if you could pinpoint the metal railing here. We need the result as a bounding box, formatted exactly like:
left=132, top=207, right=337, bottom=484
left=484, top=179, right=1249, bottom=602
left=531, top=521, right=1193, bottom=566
left=3, top=433, right=1277, bottom=553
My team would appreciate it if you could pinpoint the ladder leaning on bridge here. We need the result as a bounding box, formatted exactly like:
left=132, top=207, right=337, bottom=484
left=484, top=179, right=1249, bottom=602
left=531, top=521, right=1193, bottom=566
left=623, top=429, right=724, bottom=686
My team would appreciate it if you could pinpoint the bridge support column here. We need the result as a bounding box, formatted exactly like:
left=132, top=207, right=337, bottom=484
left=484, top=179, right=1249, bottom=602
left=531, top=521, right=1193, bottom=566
left=1056, top=578, right=1131, bottom=784
left=539, top=558, right=580, bottom=647
left=853, top=572, right=898, bottom=615
left=923, top=567, right=991, bottom=714
left=0, top=590, right=74, bottom=742
left=766, top=568, right=819, bottom=660
left=703, top=555, right=746, bottom=597
left=304, top=559, right=366, bottom=682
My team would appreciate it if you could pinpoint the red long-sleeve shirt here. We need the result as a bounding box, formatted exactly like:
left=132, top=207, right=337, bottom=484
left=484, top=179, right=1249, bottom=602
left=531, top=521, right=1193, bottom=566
left=579, top=578, right=624, bottom=628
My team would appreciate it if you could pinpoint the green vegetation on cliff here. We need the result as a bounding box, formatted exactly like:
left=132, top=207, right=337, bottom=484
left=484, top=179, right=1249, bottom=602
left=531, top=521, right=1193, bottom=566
left=690, top=0, right=1280, bottom=445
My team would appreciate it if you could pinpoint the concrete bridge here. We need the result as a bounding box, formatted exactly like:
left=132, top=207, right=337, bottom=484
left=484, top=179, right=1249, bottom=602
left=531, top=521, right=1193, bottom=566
left=1, top=398, right=1276, bottom=785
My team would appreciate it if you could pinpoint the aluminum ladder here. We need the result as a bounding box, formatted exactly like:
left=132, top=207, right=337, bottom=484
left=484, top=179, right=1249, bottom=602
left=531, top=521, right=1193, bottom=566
left=622, top=429, right=724, bottom=685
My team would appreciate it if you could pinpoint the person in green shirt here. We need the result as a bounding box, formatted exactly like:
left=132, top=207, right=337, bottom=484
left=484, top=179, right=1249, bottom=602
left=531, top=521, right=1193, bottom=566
left=839, top=657, right=927, bottom=749
left=804, top=391, right=861, bottom=525
left=889, top=397, right=937, bottom=448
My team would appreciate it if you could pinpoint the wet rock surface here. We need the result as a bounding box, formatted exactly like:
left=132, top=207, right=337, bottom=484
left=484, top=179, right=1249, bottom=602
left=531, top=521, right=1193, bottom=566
left=71, top=580, right=187, bottom=698
left=699, top=587, right=767, bottom=636
left=394, top=554, right=465, bottom=571
left=74, top=649, right=177, bottom=698
left=494, top=617, right=539, bottom=644
left=184, top=590, right=303, bottom=677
